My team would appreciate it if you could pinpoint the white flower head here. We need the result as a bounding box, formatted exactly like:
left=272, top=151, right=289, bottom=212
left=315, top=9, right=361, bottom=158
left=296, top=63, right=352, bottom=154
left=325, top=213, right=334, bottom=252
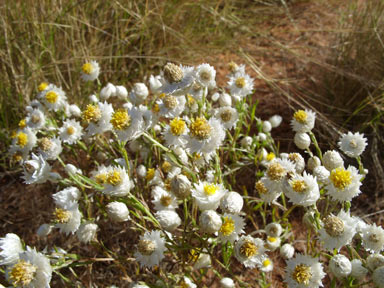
left=241, top=136, right=253, bottom=148
left=285, top=172, right=319, bottom=207
left=361, top=223, right=384, bottom=253
left=94, top=165, right=133, bottom=197
left=134, top=230, right=166, bottom=268
left=25, top=109, right=46, bottom=131
left=307, top=156, right=321, bottom=172
left=81, top=60, right=100, bottom=82
left=260, top=256, right=274, bottom=272
left=234, top=235, right=266, bottom=268
left=262, top=120, right=272, bottom=133
left=265, top=236, right=281, bottom=251
left=280, top=243, right=295, bottom=259
left=269, top=115, right=283, bottom=128
left=219, top=92, right=232, bottom=107
left=157, top=94, right=186, bottom=118
left=37, top=136, right=62, bottom=160
left=100, top=83, right=117, bottom=101
left=40, top=85, right=67, bottom=112
left=68, top=104, right=82, bottom=117
left=329, top=254, right=352, bottom=278
left=193, top=251, right=211, bottom=270
left=155, top=210, right=181, bottom=232
left=214, top=106, right=239, bottom=130
left=192, top=181, right=227, bottom=211
left=326, top=166, right=363, bottom=202
left=322, top=150, right=344, bottom=171
left=338, top=132, right=367, bottom=158
left=10, top=128, right=37, bottom=160
left=171, top=174, right=192, bottom=199
left=59, top=119, right=83, bottom=144
left=53, top=186, right=81, bottom=208
left=0, top=234, right=23, bottom=266
left=373, top=266, right=384, bottom=288
left=151, top=186, right=178, bottom=211
left=106, top=201, right=130, bottom=222
left=313, top=166, right=330, bottom=183
left=129, top=83, right=149, bottom=105
left=76, top=222, right=98, bottom=243
left=161, top=63, right=195, bottom=96
left=199, top=210, right=222, bottom=234
left=220, top=191, right=244, bottom=214
left=265, top=223, right=283, bottom=237
left=255, top=177, right=282, bottom=204
left=163, top=117, right=189, bottom=148
left=178, top=276, right=196, bottom=288
left=294, top=132, right=311, bottom=150
left=53, top=203, right=82, bottom=235
left=149, top=74, right=163, bottom=94
left=350, top=259, right=368, bottom=280
left=110, top=106, right=144, bottom=142
left=367, top=253, right=384, bottom=270
left=285, top=254, right=325, bottom=288
left=22, top=153, right=51, bottom=184
left=82, top=102, right=113, bottom=136
left=115, top=85, right=128, bottom=100
left=318, top=210, right=356, bottom=252
left=6, top=247, right=52, bottom=288
left=220, top=277, right=235, bottom=288
left=227, top=70, right=254, bottom=100
left=218, top=213, right=245, bottom=243
left=291, top=109, right=316, bottom=133
left=195, top=63, right=216, bottom=89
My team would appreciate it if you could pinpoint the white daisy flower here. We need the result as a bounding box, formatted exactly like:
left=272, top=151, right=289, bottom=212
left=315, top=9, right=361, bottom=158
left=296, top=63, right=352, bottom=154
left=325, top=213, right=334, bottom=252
left=81, top=60, right=100, bottom=82
left=25, top=109, right=46, bottom=131
left=59, top=119, right=83, bottom=144
left=266, top=158, right=296, bottom=184
left=186, top=117, right=225, bottom=154
left=37, top=136, right=62, bottom=160
left=5, top=247, right=52, bottom=288
left=227, top=70, right=254, bottom=100
left=199, top=210, right=222, bottom=234
left=82, top=102, right=113, bottom=136
left=255, top=177, right=282, bottom=204
left=325, top=166, right=363, bottom=202
left=361, top=223, right=384, bottom=253
left=265, top=223, right=283, bottom=237
left=338, top=131, right=368, bottom=158
left=192, top=181, right=227, bottom=210
left=284, top=172, right=319, bottom=207
left=76, top=222, right=98, bottom=243
left=106, top=201, right=130, bottom=222
left=129, top=83, right=149, bottom=105
left=234, top=235, right=266, bottom=268
left=110, top=106, right=144, bottom=142
left=151, top=186, right=178, bottom=211
left=265, top=236, right=281, bottom=251
left=52, top=186, right=81, bottom=208
left=260, top=256, right=274, bottom=272
left=187, top=82, right=205, bottom=101
left=9, top=128, right=37, bottom=160
left=318, top=210, right=356, bottom=252
left=290, top=109, right=316, bottom=133
left=163, top=117, right=189, bottom=148
left=329, top=254, right=352, bottom=278
left=155, top=210, right=181, bottom=232
left=94, top=166, right=133, bottom=197
left=373, top=266, right=384, bottom=288
left=21, top=153, right=51, bottom=184
left=134, top=230, right=167, bottom=268
left=220, top=191, right=244, bottom=214
left=350, top=259, right=368, bottom=280
left=0, top=234, right=23, bottom=266
left=53, top=203, right=82, bottom=235
left=285, top=254, right=325, bottom=288
left=161, top=63, right=195, bottom=96
left=157, top=94, right=186, bottom=118
left=322, top=150, right=344, bottom=171
left=40, top=85, right=67, bottom=112
left=214, top=106, right=239, bottom=130
left=286, top=153, right=306, bottom=174
left=195, top=63, right=216, bottom=89
left=218, top=213, right=245, bottom=243
left=367, top=253, right=384, bottom=270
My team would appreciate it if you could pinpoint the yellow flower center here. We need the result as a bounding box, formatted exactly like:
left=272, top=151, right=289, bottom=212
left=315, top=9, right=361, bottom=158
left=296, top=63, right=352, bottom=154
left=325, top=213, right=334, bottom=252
left=82, top=104, right=101, bottom=123
left=266, top=152, right=275, bottom=162
left=190, top=117, right=211, bottom=140
left=163, top=95, right=178, bottom=109
left=82, top=63, right=93, bottom=74
left=324, top=216, right=344, bottom=237
left=220, top=109, right=232, bottom=122
left=106, top=170, right=122, bottom=186
left=235, top=77, right=246, bottom=88
left=267, top=236, right=277, bottom=243
left=292, top=264, right=312, bottom=285
left=288, top=153, right=300, bottom=162
left=13, top=152, right=23, bottom=162
left=16, top=132, right=28, bottom=147
left=161, top=161, right=172, bottom=173
left=369, top=233, right=379, bottom=243
left=200, top=71, right=211, bottom=81
left=146, top=168, right=155, bottom=181
left=164, top=63, right=183, bottom=83
left=263, top=258, right=271, bottom=267
left=53, top=208, right=71, bottom=223
left=330, top=168, right=352, bottom=190
left=349, top=139, right=358, bottom=148
left=293, top=110, right=308, bottom=124
left=66, top=126, right=75, bottom=135
left=39, top=137, right=53, bottom=151
left=267, top=162, right=286, bottom=181
left=18, top=119, right=26, bottom=129
left=240, top=241, right=258, bottom=258
left=291, top=180, right=307, bottom=193
left=95, top=173, right=107, bottom=184
left=255, top=180, right=268, bottom=195
left=170, top=118, right=186, bottom=136
left=189, top=249, right=200, bottom=262
left=45, top=91, right=58, bottom=104
left=187, top=94, right=195, bottom=105
left=31, top=115, right=40, bottom=124
left=219, top=217, right=235, bottom=236
left=38, top=82, right=49, bottom=92
left=228, top=61, right=238, bottom=73
left=110, top=109, right=131, bottom=130
left=160, top=195, right=172, bottom=207
left=204, top=184, right=218, bottom=196
left=9, top=260, right=37, bottom=287
left=152, top=103, right=160, bottom=113
left=138, top=239, right=156, bottom=256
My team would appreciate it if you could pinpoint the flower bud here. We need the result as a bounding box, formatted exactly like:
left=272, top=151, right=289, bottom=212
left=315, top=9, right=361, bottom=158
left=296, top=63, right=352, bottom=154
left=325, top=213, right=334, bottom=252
left=265, top=223, right=283, bottom=237
left=171, top=174, right=191, bottom=199
left=307, top=156, right=321, bottom=171
left=294, top=132, right=311, bottom=150
left=137, top=165, right=147, bottom=178
left=199, top=210, right=222, bottom=234
left=329, top=254, right=352, bottom=278
left=115, top=85, right=128, bottom=100
left=350, top=259, right=368, bottom=280
left=37, top=224, right=53, bottom=237
left=323, top=150, right=344, bottom=171
left=269, top=115, right=282, bottom=128
left=219, top=93, right=232, bottom=107
left=76, top=222, right=98, bottom=243
left=106, top=202, right=130, bottom=222
left=220, top=277, right=235, bottom=288
left=280, top=243, right=295, bottom=259
left=100, top=83, right=116, bottom=100
left=262, top=121, right=272, bottom=133
left=220, top=192, right=244, bottom=214
left=155, top=210, right=181, bottom=232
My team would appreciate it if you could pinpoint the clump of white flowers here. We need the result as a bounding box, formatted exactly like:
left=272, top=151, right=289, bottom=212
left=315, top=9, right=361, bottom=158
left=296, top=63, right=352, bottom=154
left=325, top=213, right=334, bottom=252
left=2, top=60, right=379, bottom=288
